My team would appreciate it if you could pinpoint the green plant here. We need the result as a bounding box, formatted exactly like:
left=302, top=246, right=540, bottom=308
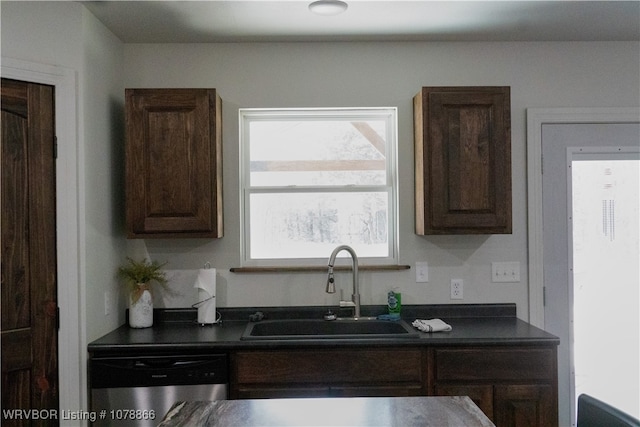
left=118, top=257, right=170, bottom=301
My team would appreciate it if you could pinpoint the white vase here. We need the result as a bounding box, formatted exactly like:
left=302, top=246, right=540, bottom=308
left=129, top=284, right=153, bottom=328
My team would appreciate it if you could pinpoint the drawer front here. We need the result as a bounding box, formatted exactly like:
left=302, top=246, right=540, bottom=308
left=234, top=348, right=424, bottom=384
left=435, top=347, right=555, bottom=381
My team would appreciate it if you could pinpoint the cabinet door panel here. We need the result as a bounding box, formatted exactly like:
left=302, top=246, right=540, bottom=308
left=436, top=384, right=494, bottom=422
left=414, top=86, right=511, bottom=234
left=126, top=89, right=223, bottom=238
left=494, top=384, right=555, bottom=427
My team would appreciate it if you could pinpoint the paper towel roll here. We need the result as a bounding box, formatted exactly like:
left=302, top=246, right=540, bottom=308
left=194, top=268, right=217, bottom=324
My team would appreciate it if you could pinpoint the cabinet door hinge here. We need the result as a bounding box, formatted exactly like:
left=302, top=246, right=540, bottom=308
left=56, top=306, right=60, bottom=330
left=54, top=136, right=58, bottom=159
left=543, top=286, right=546, bottom=306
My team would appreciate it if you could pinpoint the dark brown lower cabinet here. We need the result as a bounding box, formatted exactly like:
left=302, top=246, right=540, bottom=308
left=435, top=384, right=494, bottom=420
left=230, top=345, right=558, bottom=427
left=493, top=384, right=555, bottom=427
left=432, top=347, right=558, bottom=427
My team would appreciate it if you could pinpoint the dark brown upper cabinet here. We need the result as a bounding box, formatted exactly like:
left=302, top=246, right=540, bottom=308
left=414, top=86, right=511, bottom=235
left=125, top=89, right=223, bottom=238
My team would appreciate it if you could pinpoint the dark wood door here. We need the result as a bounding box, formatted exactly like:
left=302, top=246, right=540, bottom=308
left=1, top=78, right=59, bottom=425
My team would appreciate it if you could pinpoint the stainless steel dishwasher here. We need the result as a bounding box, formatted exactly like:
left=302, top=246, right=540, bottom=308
left=90, top=353, right=228, bottom=426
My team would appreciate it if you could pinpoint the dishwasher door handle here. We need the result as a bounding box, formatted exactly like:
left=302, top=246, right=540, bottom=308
left=134, top=359, right=217, bottom=369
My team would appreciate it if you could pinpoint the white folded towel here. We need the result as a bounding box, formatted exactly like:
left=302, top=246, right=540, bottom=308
left=412, top=319, right=452, bottom=333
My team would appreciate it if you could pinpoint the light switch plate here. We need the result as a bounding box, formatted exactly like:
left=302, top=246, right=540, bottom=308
left=415, top=262, right=429, bottom=283
left=491, top=262, right=521, bottom=282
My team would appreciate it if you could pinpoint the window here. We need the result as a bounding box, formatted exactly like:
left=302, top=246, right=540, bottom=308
left=240, top=108, right=398, bottom=266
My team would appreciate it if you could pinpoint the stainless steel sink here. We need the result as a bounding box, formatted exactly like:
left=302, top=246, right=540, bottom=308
left=241, top=318, right=419, bottom=340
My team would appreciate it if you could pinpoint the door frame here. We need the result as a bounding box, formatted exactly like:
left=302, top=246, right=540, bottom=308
left=1, top=58, right=84, bottom=414
left=526, top=107, right=640, bottom=329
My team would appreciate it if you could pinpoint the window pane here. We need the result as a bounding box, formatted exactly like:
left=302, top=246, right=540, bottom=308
left=249, top=119, right=387, bottom=187
left=249, top=192, right=389, bottom=259
left=572, top=159, right=640, bottom=418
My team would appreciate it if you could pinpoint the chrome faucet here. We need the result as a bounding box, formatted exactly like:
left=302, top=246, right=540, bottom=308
left=326, top=245, right=361, bottom=319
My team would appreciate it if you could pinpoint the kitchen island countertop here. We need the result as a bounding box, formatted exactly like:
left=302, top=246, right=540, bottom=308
left=157, top=396, right=496, bottom=427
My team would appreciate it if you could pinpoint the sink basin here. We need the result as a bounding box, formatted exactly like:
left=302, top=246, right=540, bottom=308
left=241, top=319, right=419, bottom=340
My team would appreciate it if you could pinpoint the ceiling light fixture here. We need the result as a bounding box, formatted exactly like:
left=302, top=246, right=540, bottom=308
left=309, top=0, right=348, bottom=16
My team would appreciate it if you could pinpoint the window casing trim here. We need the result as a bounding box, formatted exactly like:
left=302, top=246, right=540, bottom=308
left=239, top=107, right=399, bottom=267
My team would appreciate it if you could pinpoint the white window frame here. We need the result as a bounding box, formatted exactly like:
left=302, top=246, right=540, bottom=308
left=239, top=107, right=399, bottom=267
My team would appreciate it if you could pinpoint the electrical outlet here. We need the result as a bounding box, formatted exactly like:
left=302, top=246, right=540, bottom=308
left=104, top=291, right=112, bottom=316
left=450, top=279, right=463, bottom=299
left=415, top=262, right=429, bottom=283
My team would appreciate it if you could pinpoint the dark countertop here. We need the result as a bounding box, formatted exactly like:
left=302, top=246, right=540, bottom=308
left=88, top=304, right=559, bottom=356
left=157, top=396, right=496, bottom=427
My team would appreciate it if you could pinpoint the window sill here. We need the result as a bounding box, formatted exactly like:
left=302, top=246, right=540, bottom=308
left=230, top=265, right=410, bottom=273
left=229, top=265, right=411, bottom=273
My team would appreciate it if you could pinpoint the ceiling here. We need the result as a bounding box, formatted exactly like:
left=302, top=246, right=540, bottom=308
left=81, top=1, right=640, bottom=43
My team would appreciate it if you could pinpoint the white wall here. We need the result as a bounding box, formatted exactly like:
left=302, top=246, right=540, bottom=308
left=2, top=1, right=125, bottom=418
left=81, top=7, right=127, bottom=341
left=1, top=1, right=84, bottom=69
left=122, top=41, right=640, bottom=320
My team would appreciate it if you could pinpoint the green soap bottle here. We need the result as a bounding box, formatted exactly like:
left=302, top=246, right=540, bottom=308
left=387, top=290, right=401, bottom=315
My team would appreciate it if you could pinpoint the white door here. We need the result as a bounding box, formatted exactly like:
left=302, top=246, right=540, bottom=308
left=541, top=122, right=640, bottom=426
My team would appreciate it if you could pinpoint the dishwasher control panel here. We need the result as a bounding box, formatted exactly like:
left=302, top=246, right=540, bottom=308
left=90, top=354, right=228, bottom=388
